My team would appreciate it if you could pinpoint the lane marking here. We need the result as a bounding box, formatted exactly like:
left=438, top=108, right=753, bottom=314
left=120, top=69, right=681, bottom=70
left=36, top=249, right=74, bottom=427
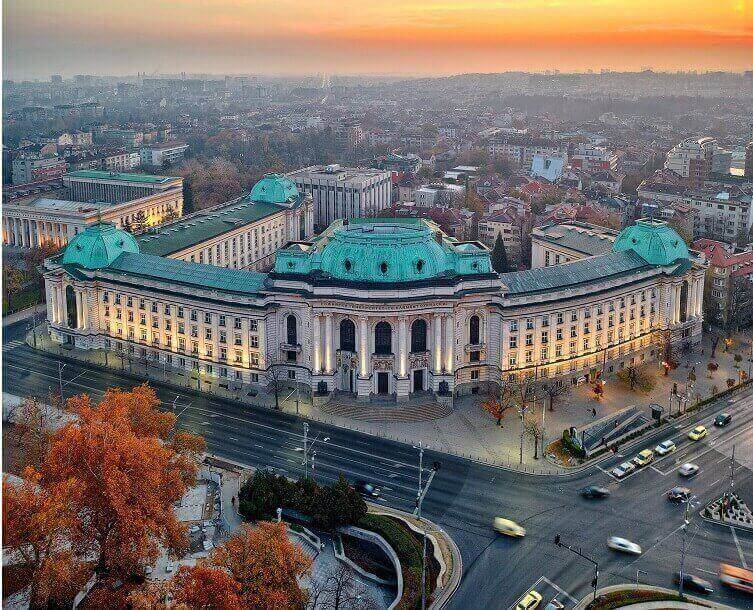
left=731, top=526, right=748, bottom=568
left=540, top=576, right=579, bottom=604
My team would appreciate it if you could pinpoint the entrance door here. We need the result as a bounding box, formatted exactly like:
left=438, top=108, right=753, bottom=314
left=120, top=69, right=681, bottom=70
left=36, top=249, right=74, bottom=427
left=377, top=372, right=389, bottom=395
left=413, top=369, right=424, bottom=392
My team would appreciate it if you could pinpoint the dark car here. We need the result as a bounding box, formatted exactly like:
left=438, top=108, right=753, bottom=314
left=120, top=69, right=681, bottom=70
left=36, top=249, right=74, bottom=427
left=581, top=486, right=611, bottom=499
left=667, top=486, right=692, bottom=503
left=714, top=412, right=732, bottom=427
left=354, top=480, right=380, bottom=498
left=675, top=573, right=714, bottom=595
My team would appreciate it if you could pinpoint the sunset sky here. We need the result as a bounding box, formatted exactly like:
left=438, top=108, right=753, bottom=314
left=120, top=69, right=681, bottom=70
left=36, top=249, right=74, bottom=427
left=4, top=0, right=752, bottom=78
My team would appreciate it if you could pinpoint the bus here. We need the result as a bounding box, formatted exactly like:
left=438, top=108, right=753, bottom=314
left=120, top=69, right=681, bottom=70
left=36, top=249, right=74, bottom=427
left=719, top=563, right=753, bottom=594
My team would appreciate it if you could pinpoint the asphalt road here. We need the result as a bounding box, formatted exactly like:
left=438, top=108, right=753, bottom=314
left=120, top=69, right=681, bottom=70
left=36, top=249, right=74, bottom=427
left=3, top=320, right=753, bottom=610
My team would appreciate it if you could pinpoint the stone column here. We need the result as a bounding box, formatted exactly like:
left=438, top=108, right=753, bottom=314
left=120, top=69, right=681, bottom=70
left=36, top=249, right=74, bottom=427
left=324, top=314, right=333, bottom=374
left=696, top=276, right=704, bottom=317
left=81, top=290, right=88, bottom=330
left=433, top=314, right=443, bottom=373
left=444, top=314, right=454, bottom=373
left=312, top=314, right=322, bottom=374
left=358, top=317, right=368, bottom=378
left=48, top=284, right=58, bottom=324
left=675, top=284, right=682, bottom=324
left=398, top=316, right=407, bottom=377
left=74, top=290, right=82, bottom=329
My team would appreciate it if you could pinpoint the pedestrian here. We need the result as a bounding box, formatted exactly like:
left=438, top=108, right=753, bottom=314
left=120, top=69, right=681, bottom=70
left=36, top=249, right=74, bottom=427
left=592, top=407, right=597, bottom=418
left=231, top=496, right=236, bottom=507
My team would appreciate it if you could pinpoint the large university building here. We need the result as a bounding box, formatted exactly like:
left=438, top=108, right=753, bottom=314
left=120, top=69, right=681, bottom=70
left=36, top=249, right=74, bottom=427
left=43, top=176, right=705, bottom=401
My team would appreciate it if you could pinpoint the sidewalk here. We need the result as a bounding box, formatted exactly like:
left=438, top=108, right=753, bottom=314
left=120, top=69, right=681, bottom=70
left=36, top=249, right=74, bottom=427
left=3, top=303, right=46, bottom=327
left=27, top=324, right=753, bottom=473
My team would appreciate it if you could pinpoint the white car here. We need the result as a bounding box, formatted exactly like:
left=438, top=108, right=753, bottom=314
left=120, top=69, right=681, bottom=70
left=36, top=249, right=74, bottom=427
left=607, top=536, right=643, bottom=555
left=655, top=440, right=677, bottom=456
left=678, top=463, right=700, bottom=477
left=611, top=461, right=636, bottom=479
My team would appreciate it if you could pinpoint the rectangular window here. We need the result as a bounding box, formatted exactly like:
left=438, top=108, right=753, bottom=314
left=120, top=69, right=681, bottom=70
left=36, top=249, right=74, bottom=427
left=541, top=331, right=548, bottom=344
left=127, top=296, right=133, bottom=307
left=190, top=310, right=197, bottom=321
left=177, top=306, right=184, bottom=318
left=234, top=334, right=242, bottom=346
left=219, top=315, right=226, bottom=327
left=541, top=315, right=549, bottom=327
left=234, top=318, right=242, bottom=330
left=205, top=328, right=212, bottom=340
left=526, top=318, right=534, bottom=330
left=102, top=291, right=109, bottom=303
left=219, top=331, right=227, bottom=344
left=204, top=313, right=212, bottom=324
left=179, top=338, right=186, bottom=351
left=509, top=355, right=517, bottom=367
left=555, top=345, right=563, bottom=357
left=470, top=369, right=479, bottom=380
left=251, top=353, right=259, bottom=367
left=164, top=305, right=170, bottom=315
left=556, top=328, right=563, bottom=341
left=115, top=294, right=121, bottom=305
left=234, top=350, right=242, bottom=363
left=509, top=320, right=518, bottom=332
left=556, top=313, right=563, bottom=325
left=249, top=320, right=258, bottom=331
left=509, top=336, right=517, bottom=348
left=220, top=347, right=227, bottom=361
left=525, top=334, right=533, bottom=346
left=151, top=303, right=157, bottom=313
left=540, top=347, right=548, bottom=360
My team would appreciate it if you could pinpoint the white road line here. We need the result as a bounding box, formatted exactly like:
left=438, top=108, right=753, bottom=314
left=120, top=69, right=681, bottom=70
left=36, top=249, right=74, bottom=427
left=731, top=526, right=748, bottom=569
left=710, top=478, right=723, bottom=488
left=697, top=568, right=716, bottom=575
left=509, top=577, right=546, bottom=610
left=648, top=465, right=666, bottom=476
left=540, top=576, right=579, bottom=604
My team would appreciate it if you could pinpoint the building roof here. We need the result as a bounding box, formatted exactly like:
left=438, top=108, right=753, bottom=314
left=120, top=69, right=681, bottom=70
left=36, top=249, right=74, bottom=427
left=500, top=250, right=650, bottom=296
left=61, top=222, right=140, bottom=269
left=106, top=252, right=266, bottom=295
left=249, top=173, right=299, bottom=205
left=693, top=238, right=753, bottom=268
left=9, top=197, right=116, bottom=213
left=534, top=221, right=618, bottom=256
left=137, top=197, right=283, bottom=257
left=64, top=170, right=179, bottom=184
left=274, top=217, right=491, bottom=284
left=613, top=219, right=689, bottom=266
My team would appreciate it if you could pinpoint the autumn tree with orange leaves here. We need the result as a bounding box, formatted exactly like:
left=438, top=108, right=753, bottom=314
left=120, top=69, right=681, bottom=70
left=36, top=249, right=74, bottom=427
left=2, top=384, right=206, bottom=608
left=479, top=383, right=515, bottom=427
left=213, top=522, right=311, bottom=610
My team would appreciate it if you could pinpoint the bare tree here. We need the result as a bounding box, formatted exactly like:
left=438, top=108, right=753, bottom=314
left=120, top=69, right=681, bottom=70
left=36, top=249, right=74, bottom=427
left=524, top=416, right=544, bottom=460
left=308, top=564, right=378, bottom=610
left=478, top=383, right=515, bottom=427
left=265, top=359, right=287, bottom=411
left=617, top=365, right=655, bottom=392
left=541, top=381, right=570, bottom=412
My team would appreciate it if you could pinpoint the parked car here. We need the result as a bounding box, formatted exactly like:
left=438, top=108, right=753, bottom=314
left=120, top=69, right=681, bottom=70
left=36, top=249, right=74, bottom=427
left=607, top=536, right=642, bottom=555
left=544, top=600, right=564, bottom=610
left=714, top=412, right=732, bottom=427
left=655, top=440, right=677, bottom=456
left=516, top=590, right=543, bottom=610
left=354, top=480, right=381, bottom=498
left=581, top=486, right=611, bottom=499
left=675, top=573, right=714, bottom=594
left=494, top=517, right=526, bottom=537
left=678, top=463, right=700, bottom=477
left=688, top=425, right=707, bottom=441
left=667, top=486, right=692, bottom=503
left=611, top=462, right=636, bottom=479
left=633, top=449, right=654, bottom=467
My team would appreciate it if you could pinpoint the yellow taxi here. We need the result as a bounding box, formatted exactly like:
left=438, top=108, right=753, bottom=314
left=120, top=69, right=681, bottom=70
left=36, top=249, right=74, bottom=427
left=516, top=590, right=543, bottom=610
left=493, top=517, right=526, bottom=537
left=633, top=449, right=654, bottom=467
left=688, top=425, right=707, bottom=441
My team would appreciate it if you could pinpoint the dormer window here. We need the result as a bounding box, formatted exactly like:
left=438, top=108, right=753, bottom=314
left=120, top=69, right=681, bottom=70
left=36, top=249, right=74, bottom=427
left=416, top=259, right=424, bottom=273
left=344, top=259, right=352, bottom=272
left=380, top=262, right=388, bottom=274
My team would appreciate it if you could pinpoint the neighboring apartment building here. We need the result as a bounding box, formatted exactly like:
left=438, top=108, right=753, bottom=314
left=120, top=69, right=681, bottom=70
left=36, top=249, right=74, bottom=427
left=531, top=221, right=618, bottom=268
left=477, top=211, right=522, bottom=265
left=488, top=136, right=565, bottom=172
left=414, top=183, right=465, bottom=208
left=12, top=155, right=67, bottom=185
left=140, top=142, right=189, bottom=167
left=287, top=164, right=392, bottom=228
left=664, top=137, right=716, bottom=189
left=570, top=144, right=620, bottom=173
left=693, top=238, right=753, bottom=329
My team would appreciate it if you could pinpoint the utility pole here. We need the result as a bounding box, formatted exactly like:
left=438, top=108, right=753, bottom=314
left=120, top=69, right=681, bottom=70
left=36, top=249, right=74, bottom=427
left=679, top=499, right=692, bottom=598
left=554, top=534, right=599, bottom=602
left=413, top=442, right=440, bottom=610
left=302, top=422, right=309, bottom=477
left=57, top=361, right=66, bottom=402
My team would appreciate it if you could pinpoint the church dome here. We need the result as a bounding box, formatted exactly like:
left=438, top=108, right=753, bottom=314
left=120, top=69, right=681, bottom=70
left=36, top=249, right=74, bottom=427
left=612, top=219, right=689, bottom=266
left=249, top=173, right=299, bottom=204
left=61, top=222, right=140, bottom=269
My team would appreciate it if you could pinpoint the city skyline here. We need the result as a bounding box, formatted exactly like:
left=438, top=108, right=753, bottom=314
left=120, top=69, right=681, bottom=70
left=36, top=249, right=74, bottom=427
left=4, top=0, right=753, bottom=79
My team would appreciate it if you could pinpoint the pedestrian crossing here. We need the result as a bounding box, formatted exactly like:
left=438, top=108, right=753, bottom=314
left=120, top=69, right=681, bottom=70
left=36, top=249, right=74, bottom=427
left=2, top=339, right=26, bottom=353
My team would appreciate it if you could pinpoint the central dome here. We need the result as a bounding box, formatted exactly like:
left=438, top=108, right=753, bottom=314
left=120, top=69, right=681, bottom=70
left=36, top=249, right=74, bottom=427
left=612, top=219, right=689, bottom=266
left=249, top=173, right=299, bottom=204
left=320, top=221, right=450, bottom=282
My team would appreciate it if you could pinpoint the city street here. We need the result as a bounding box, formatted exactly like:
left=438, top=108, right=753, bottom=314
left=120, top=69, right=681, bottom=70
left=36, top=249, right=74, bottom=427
left=3, top=319, right=753, bottom=609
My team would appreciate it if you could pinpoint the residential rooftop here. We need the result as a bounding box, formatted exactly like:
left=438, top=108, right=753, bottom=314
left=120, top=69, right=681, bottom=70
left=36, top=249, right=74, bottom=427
left=533, top=221, right=619, bottom=257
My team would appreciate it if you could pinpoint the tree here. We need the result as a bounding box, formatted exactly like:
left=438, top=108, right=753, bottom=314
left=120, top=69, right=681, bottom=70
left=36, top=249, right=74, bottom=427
left=7, top=396, right=61, bottom=470
left=308, top=563, right=379, bottom=610
left=524, top=416, right=544, bottom=460
left=171, top=565, right=242, bottom=610
left=36, top=386, right=202, bottom=586
left=541, top=382, right=571, bottom=412
left=478, top=384, right=514, bottom=426
left=311, top=474, right=367, bottom=531
left=617, top=365, right=655, bottom=392
left=161, top=205, right=180, bottom=223
left=212, top=522, right=311, bottom=610
left=2, top=473, right=88, bottom=609
left=490, top=234, right=510, bottom=273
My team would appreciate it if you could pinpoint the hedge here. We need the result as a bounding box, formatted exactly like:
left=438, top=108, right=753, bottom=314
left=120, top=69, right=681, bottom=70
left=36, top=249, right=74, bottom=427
left=357, top=513, right=431, bottom=610
left=562, top=428, right=585, bottom=458
left=586, top=589, right=705, bottom=610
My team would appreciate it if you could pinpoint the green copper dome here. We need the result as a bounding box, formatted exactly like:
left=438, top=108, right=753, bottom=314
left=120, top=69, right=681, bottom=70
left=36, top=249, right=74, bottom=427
left=612, top=219, right=689, bottom=266
left=249, top=173, right=299, bottom=204
left=61, top=222, right=140, bottom=269
left=274, top=218, right=491, bottom=283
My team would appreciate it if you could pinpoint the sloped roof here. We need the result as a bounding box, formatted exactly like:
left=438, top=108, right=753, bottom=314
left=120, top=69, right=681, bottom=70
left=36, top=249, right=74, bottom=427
left=499, top=250, right=649, bottom=296
left=613, top=219, right=689, bottom=266
left=61, top=222, right=140, bottom=270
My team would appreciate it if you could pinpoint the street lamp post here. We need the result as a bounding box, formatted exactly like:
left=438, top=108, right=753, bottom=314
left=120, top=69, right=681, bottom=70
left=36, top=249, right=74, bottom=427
left=301, top=422, right=328, bottom=479
left=412, top=442, right=440, bottom=610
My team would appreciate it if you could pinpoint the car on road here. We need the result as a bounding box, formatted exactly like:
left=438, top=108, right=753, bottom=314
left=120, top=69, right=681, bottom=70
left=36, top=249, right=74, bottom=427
left=544, top=600, right=564, bottom=610
left=633, top=449, right=654, bottom=467
left=714, top=412, right=732, bottom=427
left=516, top=590, right=543, bottom=610
left=666, top=486, right=692, bottom=503
left=353, top=480, right=381, bottom=498
left=688, top=425, right=707, bottom=441
left=607, top=536, right=642, bottom=555
left=581, top=485, right=611, bottom=499
left=655, top=440, right=676, bottom=456
left=678, top=463, right=700, bottom=477
left=675, top=573, right=714, bottom=594
left=494, top=517, right=526, bottom=537
left=611, top=461, right=636, bottom=479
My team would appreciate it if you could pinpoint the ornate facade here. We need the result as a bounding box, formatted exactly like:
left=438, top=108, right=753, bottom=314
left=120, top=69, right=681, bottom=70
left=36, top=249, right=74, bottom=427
left=42, top=177, right=706, bottom=401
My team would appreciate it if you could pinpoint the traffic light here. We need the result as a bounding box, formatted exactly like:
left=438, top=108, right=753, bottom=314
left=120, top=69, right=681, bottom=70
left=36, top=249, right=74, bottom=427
left=554, top=534, right=561, bottom=546
left=432, top=460, right=442, bottom=472
left=591, top=578, right=598, bottom=589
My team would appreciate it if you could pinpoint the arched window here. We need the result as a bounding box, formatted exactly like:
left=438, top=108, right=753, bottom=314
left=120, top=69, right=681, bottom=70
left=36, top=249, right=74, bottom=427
left=286, top=314, right=298, bottom=345
left=411, top=319, right=427, bottom=352
left=469, top=315, right=480, bottom=345
left=374, top=322, right=392, bottom=355
left=340, top=319, right=356, bottom=352
left=65, top=285, right=78, bottom=329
